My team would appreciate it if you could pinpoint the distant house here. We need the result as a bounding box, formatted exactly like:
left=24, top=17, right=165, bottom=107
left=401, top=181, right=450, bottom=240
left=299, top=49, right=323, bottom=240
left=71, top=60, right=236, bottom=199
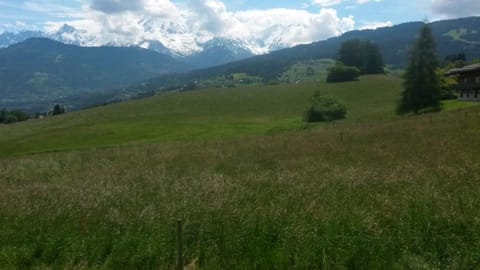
left=445, top=64, right=480, bottom=101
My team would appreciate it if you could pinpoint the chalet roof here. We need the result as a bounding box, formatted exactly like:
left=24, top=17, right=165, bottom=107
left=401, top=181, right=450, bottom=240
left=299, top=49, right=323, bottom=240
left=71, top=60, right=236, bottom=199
left=445, top=64, right=480, bottom=76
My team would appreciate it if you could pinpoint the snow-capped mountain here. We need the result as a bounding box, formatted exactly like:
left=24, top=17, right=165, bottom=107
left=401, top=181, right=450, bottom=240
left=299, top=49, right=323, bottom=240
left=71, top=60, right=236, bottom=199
left=256, top=24, right=306, bottom=52
left=0, top=23, right=296, bottom=68
left=185, top=38, right=254, bottom=68
left=0, top=30, right=44, bottom=47
left=141, top=40, right=177, bottom=57
left=47, top=24, right=89, bottom=46
left=138, top=18, right=202, bottom=56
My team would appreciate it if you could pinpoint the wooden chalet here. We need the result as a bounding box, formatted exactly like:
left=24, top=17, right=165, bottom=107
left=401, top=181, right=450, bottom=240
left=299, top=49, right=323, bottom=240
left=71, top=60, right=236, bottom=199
left=445, top=64, right=480, bottom=101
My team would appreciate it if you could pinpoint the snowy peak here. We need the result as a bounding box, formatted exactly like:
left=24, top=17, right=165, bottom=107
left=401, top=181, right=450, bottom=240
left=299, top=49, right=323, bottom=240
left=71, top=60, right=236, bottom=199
left=202, top=38, right=253, bottom=57
left=142, top=40, right=177, bottom=57
left=257, top=24, right=307, bottom=52
left=0, top=20, right=320, bottom=68
left=0, top=26, right=259, bottom=68
left=186, top=37, right=254, bottom=68
left=48, top=24, right=89, bottom=46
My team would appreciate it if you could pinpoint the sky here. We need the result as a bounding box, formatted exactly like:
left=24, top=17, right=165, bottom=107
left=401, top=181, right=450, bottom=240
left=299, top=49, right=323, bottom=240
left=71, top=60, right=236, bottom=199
left=0, top=0, right=479, bottom=53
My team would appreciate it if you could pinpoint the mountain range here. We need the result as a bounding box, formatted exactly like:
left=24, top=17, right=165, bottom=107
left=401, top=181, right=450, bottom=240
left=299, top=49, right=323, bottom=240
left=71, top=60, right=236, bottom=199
left=1, top=16, right=480, bottom=113
left=1, top=24, right=262, bottom=69
left=0, top=38, right=189, bottom=112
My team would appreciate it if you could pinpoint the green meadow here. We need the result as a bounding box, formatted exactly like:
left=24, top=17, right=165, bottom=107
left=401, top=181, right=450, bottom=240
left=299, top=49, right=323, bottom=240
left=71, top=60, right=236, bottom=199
left=1, top=75, right=480, bottom=269
left=0, top=75, right=401, bottom=156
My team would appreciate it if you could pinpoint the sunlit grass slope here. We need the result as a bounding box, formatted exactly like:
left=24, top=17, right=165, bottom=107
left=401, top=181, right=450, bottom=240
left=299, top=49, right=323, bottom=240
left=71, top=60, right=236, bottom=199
left=0, top=75, right=402, bottom=156
left=1, top=106, right=479, bottom=269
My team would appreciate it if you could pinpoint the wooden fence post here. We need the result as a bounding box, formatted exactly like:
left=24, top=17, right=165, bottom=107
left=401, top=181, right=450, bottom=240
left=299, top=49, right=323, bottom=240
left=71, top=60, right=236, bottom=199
left=177, top=219, right=183, bottom=270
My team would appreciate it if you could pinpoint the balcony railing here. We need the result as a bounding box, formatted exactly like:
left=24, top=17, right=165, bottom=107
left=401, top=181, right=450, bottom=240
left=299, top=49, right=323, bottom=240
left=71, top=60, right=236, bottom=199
left=449, top=83, right=480, bottom=91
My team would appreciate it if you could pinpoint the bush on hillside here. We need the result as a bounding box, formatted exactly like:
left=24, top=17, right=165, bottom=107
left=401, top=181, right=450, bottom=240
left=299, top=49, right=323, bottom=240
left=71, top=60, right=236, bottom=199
left=304, top=92, right=347, bottom=122
left=326, top=64, right=360, bottom=83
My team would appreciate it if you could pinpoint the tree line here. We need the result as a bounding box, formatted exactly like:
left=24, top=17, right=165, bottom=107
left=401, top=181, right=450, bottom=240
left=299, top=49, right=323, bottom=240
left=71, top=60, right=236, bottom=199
left=0, top=104, right=66, bottom=124
left=327, top=40, right=385, bottom=83
left=0, top=109, right=30, bottom=124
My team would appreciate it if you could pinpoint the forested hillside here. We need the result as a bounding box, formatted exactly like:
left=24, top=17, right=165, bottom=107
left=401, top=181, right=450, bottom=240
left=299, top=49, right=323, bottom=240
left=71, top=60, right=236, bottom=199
left=0, top=38, right=191, bottom=112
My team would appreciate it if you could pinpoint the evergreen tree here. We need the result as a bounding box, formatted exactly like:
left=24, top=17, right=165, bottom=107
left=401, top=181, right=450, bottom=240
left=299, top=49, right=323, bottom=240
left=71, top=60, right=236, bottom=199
left=0, top=108, right=6, bottom=123
left=338, top=39, right=384, bottom=74
left=338, top=40, right=364, bottom=71
left=398, top=23, right=441, bottom=114
left=52, top=104, right=65, bottom=116
left=365, top=42, right=385, bottom=74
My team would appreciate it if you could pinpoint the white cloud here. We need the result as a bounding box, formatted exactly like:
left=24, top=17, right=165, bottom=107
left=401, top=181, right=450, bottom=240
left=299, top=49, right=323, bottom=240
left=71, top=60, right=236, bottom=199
left=431, top=0, right=480, bottom=18
left=356, top=0, right=381, bottom=4
left=43, top=0, right=357, bottom=55
left=311, top=0, right=381, bottom=7
left=15, top=21, right=28, bottom=28
left=311, top=0, right=343, bottom=7
left=188, top=0, right=234, bottom=35
left=359, top=20, right=392, bottom=30
left=233, top=8, right=354, bottom=52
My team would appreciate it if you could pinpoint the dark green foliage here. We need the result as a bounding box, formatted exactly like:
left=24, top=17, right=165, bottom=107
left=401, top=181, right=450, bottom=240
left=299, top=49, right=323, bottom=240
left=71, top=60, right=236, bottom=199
left=437, top=64, right=459, bottom=100
left=443, top=52, right=466, bottom=66
left=365, top=42, right=385, bottom=74
left=4, top=114, right=18, bottom=124
left=338, top=39, right=385, bottom=74
left=0, top=109, right=6, bottom=123
left=304, top=92, right=347, bottom=122
left=398, top=24, right=441, bottom=114
left=52, top=104, right=65, bottom=116
left=326, top=64, right=361, bottom=82
left=438, top=74, right=458, bottom=100
left=0, top=108, right=29, bottom=124
left=438, top=53, right=467, bottom=100
left=9, top=110, right=30, bottom=122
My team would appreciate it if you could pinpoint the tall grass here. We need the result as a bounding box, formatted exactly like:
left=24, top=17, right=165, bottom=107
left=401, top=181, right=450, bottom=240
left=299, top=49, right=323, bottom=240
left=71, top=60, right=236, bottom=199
left=1, top=106, right=479, bottom=269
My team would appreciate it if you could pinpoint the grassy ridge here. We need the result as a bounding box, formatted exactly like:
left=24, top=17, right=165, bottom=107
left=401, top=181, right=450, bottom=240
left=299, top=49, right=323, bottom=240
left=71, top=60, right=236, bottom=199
left=0, top=75, right=401, bottom=157
left=1, top=106, right=480, bottom=269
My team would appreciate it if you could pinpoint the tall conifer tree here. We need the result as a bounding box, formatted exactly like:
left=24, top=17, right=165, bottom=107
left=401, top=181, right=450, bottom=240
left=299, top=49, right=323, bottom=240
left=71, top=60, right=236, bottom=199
left=398, top=23, right=441, bottom=114
left=338, top=39, right=384, bottom=74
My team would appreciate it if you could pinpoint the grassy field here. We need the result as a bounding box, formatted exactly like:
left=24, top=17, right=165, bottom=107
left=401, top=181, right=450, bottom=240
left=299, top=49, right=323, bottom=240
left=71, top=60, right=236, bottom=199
left=0, top=75, right=402, bottom=157
left=1, top=75, right=480, bottom=269
left=279, top=59, right=335, bottom=83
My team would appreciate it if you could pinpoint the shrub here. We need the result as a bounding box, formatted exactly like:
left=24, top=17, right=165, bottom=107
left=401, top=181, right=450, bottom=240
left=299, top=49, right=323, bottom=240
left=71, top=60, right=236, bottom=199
left=4, top=114, right=18, bottom=124
left=304, top=92, right=347, bottom=122
left=326, top=64, right=360, bottom=83
left=9, top=110, right=30, bottom=122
